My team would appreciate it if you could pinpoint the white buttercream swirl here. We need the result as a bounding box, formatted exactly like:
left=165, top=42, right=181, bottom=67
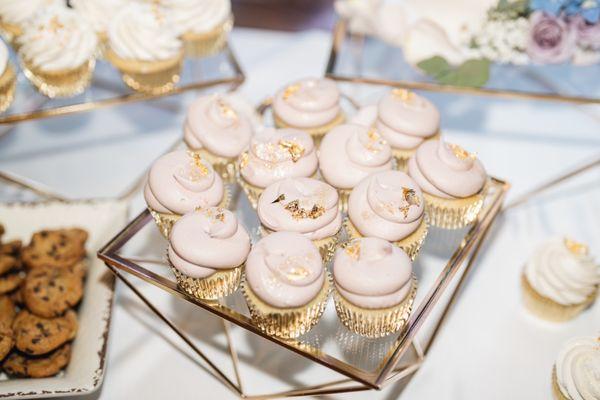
left=108, top=2, right=182, bottom=61
left=0, top=40, right=8, bottom=76
left=161, top=0, right=231, bottom=35
left=555, top=336, right=600, bottom=400
left=0, top=0, right=61, bottom=26
left=17, top=7, right=98, bottom=72
left=525, top=238, right=599, bottom=306
left=72, top=0, right=126, bottom=35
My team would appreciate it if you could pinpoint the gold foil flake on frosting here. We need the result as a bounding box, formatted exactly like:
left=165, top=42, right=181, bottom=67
left=449, top=143, right=475, bottom=161
left=282, top=84, right=300, bottom=100
left=239, top=152, right=249, bottom=169
left=47, top=16, right=64, bottom=33
left=217, top=99, right=238, bottom=120
left=286, top=266, right=310, bottom=281
left=392, top=88, right=415, bottom=103
left=272, top=194, right=286, bottom=204
left=283, top=200, right=325, bottom=220
left=188, top=152, right=209, bottom=180
left=403, top=187, right=420, bottom=207
left=564, top=238, right=589, bottom=256
left=365, top=128, right=387, bottom=152
left=278, top=140, right=305, bottom=162
left=344, top=241, right=361, bottom=260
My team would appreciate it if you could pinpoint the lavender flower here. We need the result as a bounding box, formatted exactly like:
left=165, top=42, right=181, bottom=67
left=527, top=11, right=577, bottom=62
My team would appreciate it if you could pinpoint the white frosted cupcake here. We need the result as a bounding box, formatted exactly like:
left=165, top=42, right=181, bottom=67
left=0, top=40, right=15, bottom=112
left=163, top=0, right=233, bottom=57
left=522, top=238, right=599, bottom=322
left=184, top=94, right=254, bottom=182
left=17, top=7, right=98, bottom=98
left=106, top=2, right=184, bottom=94
left=257, top=177, right=342, bottom=263
left=168, top=207, right=250, bottom=300
left=318, top=123, right=393, bottom=210
left=144, top=150, right=230, bottom=238
left=552, top=336, right=599, bottom=400
left=71, top=0, right=126, bottom=56
left=0, top=0, right=62, bottom=44
left=238, top=127, right=319, bottom=208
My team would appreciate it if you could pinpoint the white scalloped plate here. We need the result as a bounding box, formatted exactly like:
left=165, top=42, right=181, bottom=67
left=0, top=200, right=128, bottom=399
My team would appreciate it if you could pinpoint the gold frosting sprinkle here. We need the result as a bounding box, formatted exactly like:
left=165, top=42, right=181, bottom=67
left=217, top=99, right=238, bottom=120
left=392, top=88, right=415, bottom=102
left=286, top=266, right=310, bottom=281
left=188, top=152, right=209, bottom=180
left=283, top=200, right=325, bottom=220
left=272, top=194, right=286, bottom=204
left=47, top=16, right=64, bottom=33
left=449, top=143, right=475, bottom=161
left=365, top=128, right=386, bottom=152
left=278, top=139, right=305, bottom=162
left=403, top=187, right=420, bottom=207
left=564, top=238, right=588, bottom=256
left=283, top=84, right=300, bottom=100
left=239, top=152, right=249, bottom=169
left=344, top=241, right=361, bottom=260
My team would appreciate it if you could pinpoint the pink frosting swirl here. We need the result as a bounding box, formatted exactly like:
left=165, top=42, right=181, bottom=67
left=349, top=105, right=377, bottom=127
left=407, top=140, right=487, bottom=199
left=273, top=77, right=341, bottom=128
left=319, top=124, right=393, bottom=190
left=239, top=127, right=318, bottom=188
left=245, top=231, right=325, bottom=308
left=168, top=207, right=250, bottom=278
left=348, top=170, right=425, bottom=241
left=144, top=150, right=224, bottom=214
left=184, top=94, right=254, bottom=158
left=376, top=90, right=440, bottom=150
left=334, top=237, right=413, bottom=309
left=257, top=177, right=342, bottom=240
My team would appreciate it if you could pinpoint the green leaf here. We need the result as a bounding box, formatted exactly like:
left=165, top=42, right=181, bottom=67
left=418, top=57, right=490, bottom=88
left=416, top=56, right=451, bottom=79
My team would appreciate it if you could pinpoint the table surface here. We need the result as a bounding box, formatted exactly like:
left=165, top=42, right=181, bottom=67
left=0, top=27, right=599, bottom=400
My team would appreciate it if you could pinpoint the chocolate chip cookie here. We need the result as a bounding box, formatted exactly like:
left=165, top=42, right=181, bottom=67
left=0, top=254, right=20, bottom=275
left=0, top=240, right=21, bottom=257
left=13, top=310, right=78, bottom=356
left=0, top=295, right=16, bottom=327
left=0, top=272, right=24, bottom=295
left=23, top=267, right=84, bottom=318
left=0, top=324, right=13, bottom=362
left=21, top=229, right=88, bottom=270
left=3, top=344, right=71, bottom=378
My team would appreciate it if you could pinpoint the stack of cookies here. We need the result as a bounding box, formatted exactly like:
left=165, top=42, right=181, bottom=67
left=0, top=225, right=88, bottom=378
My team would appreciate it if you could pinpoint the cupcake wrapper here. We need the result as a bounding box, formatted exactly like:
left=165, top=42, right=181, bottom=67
left=334, top=274, right=417, bottom=338
left=148, top=186, right=232, bottom=238
left=391, top=148, right=415, bottom=172
left=0, top=64, right=16, bottom=113
left=423, top=188, right=485, bottom=230
left=20, top=58, right=95, bottom=98
left=259, top=226, right=341, bottom=264
left=243, top=273, right=331, bottom=339
left=343, top=217, right=428, bottom=261
left=170, top=263, right=243, bottom=300
left=195, top=148, right=237, bottom=184
left=237, top=177, right=264, bottom=210
left=106, top=49, right=184, bottom=95
left=551, top=367, right=569, bottom=400
left=273, top=111, right=345, bottom=147
left=182, top=16, right=233, bottom=58
left=521, top=273, right=597, bottom=322
left=338, top=189, right=351, bottom=214
left=0, top=21, right=22, bottom=45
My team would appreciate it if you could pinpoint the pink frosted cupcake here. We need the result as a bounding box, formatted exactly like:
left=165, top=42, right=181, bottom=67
left=238, top=128, right=318, bottom=208
left=345, top=170, right=428, bottom=260
left=243, top=231, right=330, bottom=338
left=318, top=123, right=393, bottom=210
left=184, top=94, right=254, bottom=182
left=168, top=207, right=250, bottom=300
left=407, top=140, right=487, bottom=229
left=144, top=150, right=230, bottom=237
left=333, top=237, right=417, bottom=338
left=257, top=177, right=342, bottom=263
left=272, top=77, right=345, bottom=143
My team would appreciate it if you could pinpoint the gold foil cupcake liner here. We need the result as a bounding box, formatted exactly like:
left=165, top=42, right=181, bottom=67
left=337, top=189, right=351, bottom=214
left=0, top=64, right=16, bottom=113
left=243, top=274, right=331, bottom=339
left=551, top=367, right=568, bottom=400
left=0, top=21, right=22, bottom=45
left=343, top=217, right=428, bottom=261
left=20, top=58, right=95, bottom=98
left=237, top=177, right=264, bottom=209
left=521, top=273, right=597, bottom=322
left=106, top=49, right=184, bottom=95
left=334, top=274, right=417, bottom=338
left=423, top=187, right=485, bottom=230
left=148, top=186, right=232, bottom=238
left=273, top=112, right=345, bottom=147
left=170, top=263, right=243, bottom=300
left=195, top=148, right=237, bottom=184
left=260, top=226, right=341, bottom=264
left=182, top=16, right=233, bottom=58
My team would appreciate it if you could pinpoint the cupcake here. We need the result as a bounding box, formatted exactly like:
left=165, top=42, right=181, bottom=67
left=243, top=231, right=330, bottom=338
left=272, top=78, right=345, bottom=143
left=71, top=0, right=125, bottom=56
left=552, top=336, right=599, bottom=400
left=163, top=0, right=233, bottom=57
left=0, top=0, right=62, bottom=44
left=318, top=123, right=393, bottom=210
left=0, top=40, right=16, bottom=113
left=168, top=207, right=250, bottom=300
left=184, top=94, right=254, bottom=182
left=106, top=3, right=184, bottom=94
left=333, top=237, right=417, bottom=338
left=522, top=238, right=599, bottom=322
left=345, top=170, right=428, bottom=260
left=407, top=140, right=487, bottom=229
left=17, top=7, right=98, bottom=98
left=238, top=128, right=318, bottom=209
left=257, top=177, right=342, bottom=263
left=144, top=150, right=230, bottom=238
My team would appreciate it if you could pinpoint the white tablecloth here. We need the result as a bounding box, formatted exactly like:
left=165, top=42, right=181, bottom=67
left=0, top=27, right=598, bottom=400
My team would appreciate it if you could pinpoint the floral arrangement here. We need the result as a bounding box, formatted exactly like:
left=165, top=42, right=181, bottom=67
left=335, top=0, right=600, bottom=87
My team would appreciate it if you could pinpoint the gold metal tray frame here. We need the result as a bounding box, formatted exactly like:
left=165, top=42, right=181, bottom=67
left=326, top=20, right=600, bottom=106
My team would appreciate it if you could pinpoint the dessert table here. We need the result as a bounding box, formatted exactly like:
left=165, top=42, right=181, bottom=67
left=0, top=26, right=598, bottom=400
